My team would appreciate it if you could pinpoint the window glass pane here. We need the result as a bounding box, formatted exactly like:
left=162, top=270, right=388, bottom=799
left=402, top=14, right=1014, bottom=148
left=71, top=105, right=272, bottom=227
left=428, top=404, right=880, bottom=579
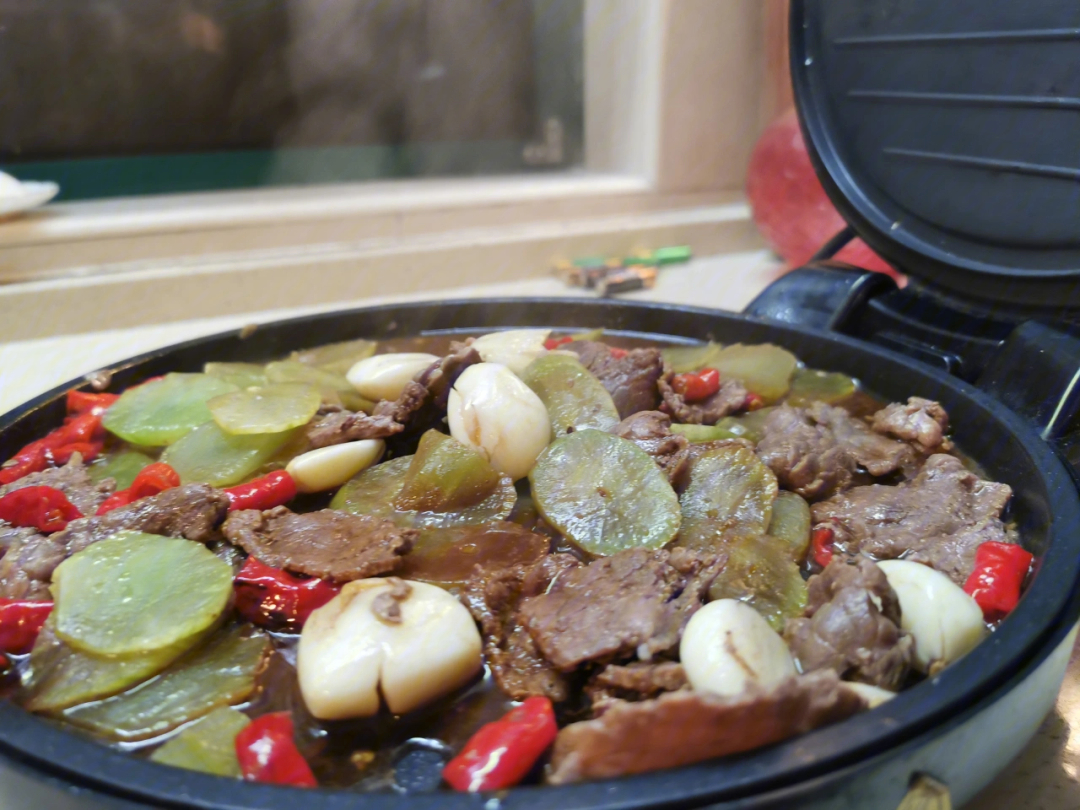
left=0, top=0, right=584, bottom=200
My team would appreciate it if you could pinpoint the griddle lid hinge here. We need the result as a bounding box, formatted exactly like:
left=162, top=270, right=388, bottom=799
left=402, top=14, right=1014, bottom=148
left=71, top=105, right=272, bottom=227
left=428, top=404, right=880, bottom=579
left=744, top=262, right=896, bottom=332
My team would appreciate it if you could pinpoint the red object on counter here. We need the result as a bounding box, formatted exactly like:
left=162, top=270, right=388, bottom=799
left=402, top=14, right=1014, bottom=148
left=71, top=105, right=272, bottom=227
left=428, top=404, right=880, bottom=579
left=0, top=411, right=107, bottom=486
left=746, top=109, right=897, bottom=277
left=96, top=463, right=181, bottom=515
left=66, top=391, right=119, bottom=416
left=811, top=525, right=835, bottom=569
left=671, top=368, right=721, bottom=403
left=963, top=541, right=1034, bottom=622
left=235, top=712, right=318, bottom=788
left=0, top=599, right=53, bottom=655
left=224, top=471, right=298, bottom=512
left=543, top=336, right=574, bottom=350
left=443, top=696, right=558, bottom=792
left=233, top=557, right=340, bottom=631
left=0, top=487, right=83, bottom=533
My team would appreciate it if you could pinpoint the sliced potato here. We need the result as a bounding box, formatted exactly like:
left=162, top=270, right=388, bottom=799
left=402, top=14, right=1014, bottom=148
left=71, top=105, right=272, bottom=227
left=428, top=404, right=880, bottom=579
left=209, top=383, right=321, bottom=435
left=291, top=337, right=377, bottom=375
left=767, top=491, right=812, bottom=563
left=521, top=353, right=620, bottom=437
left=163, top=421, right=300, bottom=487
left=102, top=374, right=239, bottom=446
left=661, top=342, right=723, bottom=374
left=712, top=344, right=797, bottom=404
left=396, top=430, right=502, bottom=512
left=203, top=362, right=268, bottom=389
left=149, top=706, right=251, bottom=776
left=787, top=368, right=857, bottom=407
left=708, top=535, right=808, bottom=631
left=88, top=450, right=155, bottom=490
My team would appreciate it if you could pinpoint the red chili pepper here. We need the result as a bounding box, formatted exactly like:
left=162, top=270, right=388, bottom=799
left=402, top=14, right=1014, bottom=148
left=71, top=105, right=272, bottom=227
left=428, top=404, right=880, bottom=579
left=744, top=392, right=765, bottom=411
left=609, top=347, right=628, bottom=359
left=0, top=487, right=83, bottom=533
left=811, top=525, right=835, bottom=569
left=234, top=557, right=340, bottom=631
left=96, top=463, right=181, bottom=515
left=66, top=391, right=119, bottom=416
left=0, top=653, right=8, bottom=671
left=224, top=471, right=298, bottom=512
left=0, top=599, right=53, bottom=655
left=235, top=712, right=317, bottom=788
left=543, top=336, right=574, bottom=351
left=0, top=410, right=108, bottom=486
left=671, top=368, right=721, bottom=403
left=443, top=696, right=557, bottom=792
left=963, top=541, right=1033, bottom=622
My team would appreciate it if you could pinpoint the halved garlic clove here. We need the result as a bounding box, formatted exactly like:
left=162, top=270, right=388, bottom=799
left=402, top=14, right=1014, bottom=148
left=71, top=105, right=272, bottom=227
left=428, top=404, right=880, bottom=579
left=471, top=329, right=551, bottom=375
left=286, top=439, right=384, bottom=493
left=877, top=559, right=986, bottom=673
left=297, top=578, right=482, bottom=720
left=447, top=363, right=551, bottom=481
left=346, top=353, right=439, bottom=401
left=841, top=682, right=896, bottom=709
left=680, top=599, right=796, bottom=697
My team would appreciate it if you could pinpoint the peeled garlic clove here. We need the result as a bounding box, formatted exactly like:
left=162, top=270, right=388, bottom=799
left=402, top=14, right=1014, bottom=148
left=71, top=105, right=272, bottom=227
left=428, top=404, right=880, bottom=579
left=448, top=363, right=551, bottom=481
left=680, top=599, right=796, bottom=697
left=286, top=440, right=384, bottom=493
left=346, top=353, right=439, bottom=401
left=841, top=682, right=896, bottom=709
left=471, top=329, right=551, bottom=375
left=877, top=559, right=986, bottom=672
left=297, top=578, right=482, bottom=720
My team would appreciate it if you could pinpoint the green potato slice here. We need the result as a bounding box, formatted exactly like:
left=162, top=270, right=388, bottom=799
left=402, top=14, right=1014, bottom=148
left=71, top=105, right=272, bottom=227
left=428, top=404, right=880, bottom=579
left=521, top=354, right=620, bottom=437
left=150, top=706, right=251, bottom=777
left=290, top=337, right=377, bottom=375
left=63, top=626, right=268, bottom=742
left=163, top=421, right=300, bottom=487
left=676, top=444, right=777, bottom=552
left=767, top=490, right=812, bottom=563
left=671, top=407, right=775, bottom=444
left=102, top=374, right=239, bottom=447
left=712, top=344, right=798, bottom=404
left=332, top=455, right=516, bottom=529
left=203, top=362, right=268, bottom=389
left=529, top=429, right=681, bottom=556
left=208, top=383, right=321, bottom=436
left=88, top=450, right=155, bottom=490
left=708, top=534, right=808, bottom=632
left=661, top=342, right=723, bottom=374
left=53, top=531, right=234, bottom=658
left=22, top=618, right=205, bottom=714
left=396, top=430, right=501, bottom=512
left=787, top=368, right=858, bottom=407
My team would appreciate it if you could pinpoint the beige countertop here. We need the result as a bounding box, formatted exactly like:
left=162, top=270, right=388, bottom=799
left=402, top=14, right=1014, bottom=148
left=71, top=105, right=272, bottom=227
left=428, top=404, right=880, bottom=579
left=0, top=249, right=1076, bottom=808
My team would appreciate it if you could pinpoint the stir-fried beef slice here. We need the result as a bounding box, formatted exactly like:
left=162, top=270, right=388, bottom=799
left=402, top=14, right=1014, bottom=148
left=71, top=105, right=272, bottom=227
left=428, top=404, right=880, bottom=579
left=0, top=521, right=39, bottom=558
left=518, top=548, right=724, bottom=671
left=306, top=411, right=404, bottom=449
left=0, top=462, right=116, bottom=516
left=565, top=341, right=663, bottom=419
left=547, top=670, right=866, bottom=784
left=658, top=371, right=748, bottom=425
left=812, top=454, right=1013, bottom=584
left=0, top=484, right=229, bottom=600
left=585, top=662, right=688, bottom=712
left=222, top=506, right=415, bottom=582
left=757, top=403, right=915, bottom=500
left=784, top=558, right=913, bottom=690
left=372, top=343, right=482, bottom=431
left=611, top=411, right=690, bottom=483
left=463, top=554, right=579, bottom=702
left=871, top=397, right=953, bottom=453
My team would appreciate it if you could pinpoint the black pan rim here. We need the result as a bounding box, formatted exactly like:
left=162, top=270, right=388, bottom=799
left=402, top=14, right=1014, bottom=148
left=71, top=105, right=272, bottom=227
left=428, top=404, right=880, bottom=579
left=0, top=296, right=1076, bottom=809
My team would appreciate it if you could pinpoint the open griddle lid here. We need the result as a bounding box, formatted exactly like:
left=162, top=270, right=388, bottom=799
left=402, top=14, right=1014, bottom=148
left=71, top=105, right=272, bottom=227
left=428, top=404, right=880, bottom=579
left=790, top=1, right=1080, bottom=308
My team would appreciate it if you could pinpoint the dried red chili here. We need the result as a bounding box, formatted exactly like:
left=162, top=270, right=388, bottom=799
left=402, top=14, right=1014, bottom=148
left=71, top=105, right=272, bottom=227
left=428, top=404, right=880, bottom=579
left=224, top=471, right=298, bottom=512
left=0, top=599, right=53, bottom=655
left=811, top=525, right=835, bottom=569
left=96, top=462, right=181, bottom=515
left=0, top=487, right=83, bottom=533
left=543, top=336, right=574, bottom=350
left=671, top=368, right=721, bottom=403
left=66, top=391, right=118, bottom=416
left=233, top=557, right=340, bottom=631
left=0, top=410, right=107, bottom=485
left=443, top=696, right=557, bottom=792
left=235, top=712, right=317, bottom=788
left=963, top=541, right=1033, bottom=622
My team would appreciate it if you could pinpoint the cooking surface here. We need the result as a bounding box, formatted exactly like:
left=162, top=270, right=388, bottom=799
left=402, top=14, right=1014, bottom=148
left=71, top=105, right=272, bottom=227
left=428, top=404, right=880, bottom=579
left=0, top=250, right=1075, bottom=808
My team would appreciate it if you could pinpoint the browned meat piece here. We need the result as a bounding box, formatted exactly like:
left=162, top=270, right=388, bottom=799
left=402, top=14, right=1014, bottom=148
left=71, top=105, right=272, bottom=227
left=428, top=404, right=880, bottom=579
left=871, top=397, right=953, bottom=453
left=784, top=558, right=913, bottom=690
left=223, top=507, right=415, bottom=582
left=547, top=670, right=866, bottom=784
left=518, top=548, right=724, bottom=671
left=586, top=662, right=688, bottom=711
left=0, top=521, right=39, bottom=558
left=372, top=343, right=482, bottom=431
left=812, top=454, right=1013, bottom=584
left=565, top=341, right=663, bottom=419
left=658, top=371, right=748, bottom=425
left=463, top=554, right=579, bottom=702
left=306, top=411, right=404, bottom=449
left=610, top=411, right=690, bottom=483
left=757, top=403, right=915, bottom=500
left=0, top=484, right=229, bottom=600
left=0, top=461, right=116, bottom=516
